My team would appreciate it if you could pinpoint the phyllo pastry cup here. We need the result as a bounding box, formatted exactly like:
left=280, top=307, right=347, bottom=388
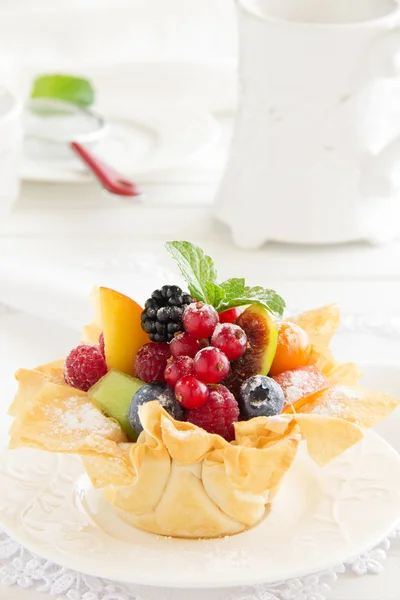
left=8, top=306, right=400, bottom=539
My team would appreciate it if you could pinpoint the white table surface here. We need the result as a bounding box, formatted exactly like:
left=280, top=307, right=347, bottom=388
left=2, top=179, right=400, bottom=600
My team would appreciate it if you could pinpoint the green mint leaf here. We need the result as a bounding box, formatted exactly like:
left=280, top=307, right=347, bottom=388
left=216, top=285, right=285, bottom=317
left=31, top=74, right=95, bottom=107
left=243, top=286, right=285, bottom=317
left=219, top=278, right=245, bottom=298
left=166, top=241, right=286, bottom=316
left=205, top=282, right=226, bottom=307
left=165, top=241, right=217, bottom=304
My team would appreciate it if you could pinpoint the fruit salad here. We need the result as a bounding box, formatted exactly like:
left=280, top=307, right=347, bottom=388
left=8, top=242, right=400, bottom=539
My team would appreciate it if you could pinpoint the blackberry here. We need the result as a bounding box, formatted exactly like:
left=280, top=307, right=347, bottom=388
left=141, top=285, right=193, bottom=342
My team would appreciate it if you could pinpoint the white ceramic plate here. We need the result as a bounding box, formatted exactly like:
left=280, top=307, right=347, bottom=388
left=21, top=103, right=220, bottom=183
left=2, top=300, right=400, bottom=590
left=0, top=425, right=400, bottom=589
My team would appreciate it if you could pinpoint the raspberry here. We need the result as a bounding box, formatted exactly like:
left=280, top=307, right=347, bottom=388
left=98, top=333, right=105, bottom=357
left=64, top=345, right=108, bottom=392
left=134, top=342, right=170, bottom=383
left=211, top=323, right=247, bottom=361
left=170, top=332, right=201, bottom=358
left=183, top=302, right=219, bottom=339
left=175, top=376, right=209, bottom=409
left=164, top=356, right=195, bottom=388
left=194, top=347, right=230, bottom=384
left=186, top=385, right=239, bottom=441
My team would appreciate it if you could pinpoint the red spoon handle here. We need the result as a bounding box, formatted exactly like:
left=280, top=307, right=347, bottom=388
left=71, top=142, right=141, bottom=197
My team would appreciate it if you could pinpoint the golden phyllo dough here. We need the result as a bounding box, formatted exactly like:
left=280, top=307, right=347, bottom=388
left=8, top=306, right=400, bottom=539
left=9, top=369, right=374, bottom=539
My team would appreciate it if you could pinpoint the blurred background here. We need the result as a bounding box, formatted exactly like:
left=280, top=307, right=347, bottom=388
left=1, top=0, right=400, bottom=361
left=0, top=0, right=238, bottom=215
left=0, top=0, right=242, bottom=238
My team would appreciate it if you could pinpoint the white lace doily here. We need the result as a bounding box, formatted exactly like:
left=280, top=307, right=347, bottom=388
left=1, top=525, right=400, bottom=600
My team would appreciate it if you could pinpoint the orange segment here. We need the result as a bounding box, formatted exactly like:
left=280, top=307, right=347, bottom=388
left=99, top=287, right=150, bottom=376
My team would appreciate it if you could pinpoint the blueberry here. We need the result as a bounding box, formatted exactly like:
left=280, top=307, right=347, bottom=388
left=128, top=384, right=185, bottom=434
left=239, top=376, right=284, bottom=420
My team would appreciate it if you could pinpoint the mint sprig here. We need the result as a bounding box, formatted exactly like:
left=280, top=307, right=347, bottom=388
left=166, top=241, right=285, bottom=318
left=31, top=74, right=95, bottom=108
left=165, top=241, right=217, bottom=304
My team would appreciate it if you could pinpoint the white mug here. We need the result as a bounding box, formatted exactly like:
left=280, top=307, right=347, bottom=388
left=0, top=87, right=22, bottom=216
left=214, top=0, right=400, bottom=247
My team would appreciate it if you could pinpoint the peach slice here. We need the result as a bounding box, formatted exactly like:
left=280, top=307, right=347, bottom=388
left=81, top=286, right=103, bottom=344
left=99, top=287, right=150, bottom=376
left=274, top=365, right=330, bottom=414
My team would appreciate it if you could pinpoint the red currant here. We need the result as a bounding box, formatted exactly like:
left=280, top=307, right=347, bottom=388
left=211, top=323, right=247, bottom=361
left=218, top=307, right=244, bottom=324
left=175, top=376, right=209, bottom=409
left=194, top=347, right=230, bottom=384
left=164, top=356, right=195, bottom=388
left=169, top=332, right=201, bottom=358
left=183, top=302, right=219, bottom=339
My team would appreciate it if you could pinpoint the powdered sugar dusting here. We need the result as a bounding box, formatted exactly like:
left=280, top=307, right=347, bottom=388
left=305, top=386, right=357, bottom=420
left=284, top=385, right=304, bottom=404
left=61, top=399, right=107, bottom=431
left=274, top=366, right=329, bottom=406
left=43, top=395, right=119, bottom=439
left=310, top=398, right=348, bottom=417
left=247, top=376, right=265, bottom=393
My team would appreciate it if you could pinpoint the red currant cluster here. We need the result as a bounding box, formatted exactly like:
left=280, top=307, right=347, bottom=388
left=164, top=302, right=247, bottom=409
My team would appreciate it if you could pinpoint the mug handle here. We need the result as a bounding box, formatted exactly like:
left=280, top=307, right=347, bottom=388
left=368, top=27, right=400, bottom=78
left=360, top=136, right=400, bottom=199
left=360, top=29, right=400, bottom=198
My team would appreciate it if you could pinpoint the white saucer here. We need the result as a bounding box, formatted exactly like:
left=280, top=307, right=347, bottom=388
left=0, top=426, right=399, bottom=589
left=21, top=103, right=220, bottom=183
